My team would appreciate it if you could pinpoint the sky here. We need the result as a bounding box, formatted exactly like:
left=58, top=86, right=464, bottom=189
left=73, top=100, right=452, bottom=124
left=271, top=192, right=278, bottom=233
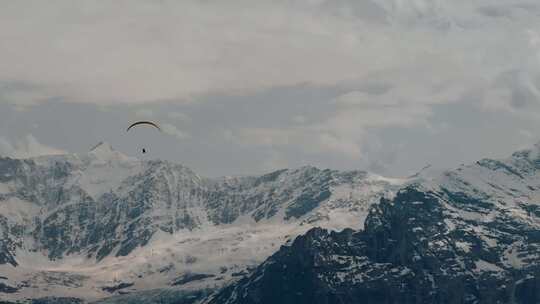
left=1, top=0, right=540, bottom=177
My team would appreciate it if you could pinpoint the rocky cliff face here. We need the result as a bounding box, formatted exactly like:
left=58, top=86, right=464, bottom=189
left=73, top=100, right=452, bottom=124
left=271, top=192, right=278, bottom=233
left=0, top=143, right=397, bottom=263
left=0, top=143, right=398, bottom=302
left=7, top=142, right=539, bottom=303
left=208, top=145, right=540, bottom=304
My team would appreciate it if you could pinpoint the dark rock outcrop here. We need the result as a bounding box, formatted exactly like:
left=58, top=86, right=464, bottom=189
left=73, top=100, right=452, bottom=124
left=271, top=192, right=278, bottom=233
left=0, top=282, right=18, bottom=293
left=171, top=273, right=215, bottom=286
left=101, top=282, right=135, bottom=293
left=209, top=145, right=540, bottom=304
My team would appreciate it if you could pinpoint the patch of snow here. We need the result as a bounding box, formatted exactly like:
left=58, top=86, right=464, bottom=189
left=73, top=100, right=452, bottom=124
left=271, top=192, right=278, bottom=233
left=366, top=173, right=408, bottom=186
left=455, top=241, right=471, bottom=253
left=0, top=197, right=39, bottom=222
left=504, top=245, right=526, bottom=269
left=474, top=260, right=503, bottom=273
left=444, top=218, right=456, bottom=231
left=0, top=182, right=11, bottom=194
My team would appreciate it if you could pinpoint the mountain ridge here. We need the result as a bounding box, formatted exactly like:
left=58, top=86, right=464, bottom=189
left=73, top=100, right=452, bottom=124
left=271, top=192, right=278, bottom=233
left=5, top=142, right=540, bottom=303
left=208, top=143, right=540, bottom=304
left=0, top=143, right=402, bottom=302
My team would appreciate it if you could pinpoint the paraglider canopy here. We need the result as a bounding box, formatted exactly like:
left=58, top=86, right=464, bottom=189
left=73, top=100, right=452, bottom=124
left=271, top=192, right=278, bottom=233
left=126, top=121, right=161, bottom=132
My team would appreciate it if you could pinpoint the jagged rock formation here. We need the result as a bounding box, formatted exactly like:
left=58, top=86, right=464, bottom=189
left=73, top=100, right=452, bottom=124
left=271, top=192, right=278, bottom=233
left=0, top=142, right=398, bottom=302
left=6, top=142, right=540, bottom=303
left=0, top=143, right=396, bottom=263
left=209, top=144, right=540, bottom=304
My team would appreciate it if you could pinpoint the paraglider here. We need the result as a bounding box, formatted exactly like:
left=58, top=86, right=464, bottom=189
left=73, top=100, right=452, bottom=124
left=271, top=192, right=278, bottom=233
left=126, top=121, right=161, bottom=154
left=126, top=121, right=161, bottom=132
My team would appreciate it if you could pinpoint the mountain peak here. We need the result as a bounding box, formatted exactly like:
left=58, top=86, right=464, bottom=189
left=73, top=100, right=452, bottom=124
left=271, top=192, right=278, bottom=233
left=510, top=141, right=540, bottom=162
left=88, top=141, right=135, bottom=162
left=90, top=141, right=114, bottom=153
left=532, top=141, right=540, bottom=159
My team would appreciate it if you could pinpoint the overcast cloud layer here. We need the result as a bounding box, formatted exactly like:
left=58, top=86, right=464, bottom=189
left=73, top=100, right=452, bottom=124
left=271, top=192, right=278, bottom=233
left=1, top=0, right=540, bottom=176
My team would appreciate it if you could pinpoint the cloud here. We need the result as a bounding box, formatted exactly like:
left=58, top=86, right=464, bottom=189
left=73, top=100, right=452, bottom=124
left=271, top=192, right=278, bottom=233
left=2, top=0, right=540, bottom=109
left=232, top=82, right=437, bottom=160
left=135, top=108, right=154, bottom=118
left=2, top=0, right=540, bottom=176
left=167, top=112, right=191, bottom=123
left=0, top=82, right=54, bottom=111
left=0, top=135, right=67, bottom=158
left=478, top=70, right=540, bottom=117
left=161, top=123, right=189, bottom=140
left=291, top=115, right=307, bottom=124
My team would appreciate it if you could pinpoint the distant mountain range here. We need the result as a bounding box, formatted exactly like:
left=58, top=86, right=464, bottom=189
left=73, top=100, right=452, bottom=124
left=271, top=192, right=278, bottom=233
left=0, top=142, right=401, bottom=303
left=1, top=143, right=539, bottom=303
left=208, top=144, right=540, bottom=304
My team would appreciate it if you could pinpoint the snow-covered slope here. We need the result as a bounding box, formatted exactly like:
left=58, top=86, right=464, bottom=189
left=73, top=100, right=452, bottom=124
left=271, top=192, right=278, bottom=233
left=209, top=143, right=540, bottom=304
left=0, top=143, right=401, bottom=302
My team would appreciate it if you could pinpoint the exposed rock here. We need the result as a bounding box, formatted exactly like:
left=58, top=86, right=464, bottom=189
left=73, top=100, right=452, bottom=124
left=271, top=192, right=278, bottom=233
left=101, top=282, right=135, bottom=293
left=0, top=282, right=18, bottom=293
left=31, top=298, right=84, bottom=304
left=171, top=273, right=215, bottom=286
left=93, top=288, right=212, bottom=304
left=209, top=145, right=540, bottom=304
left=0, top=150, right=394, bottom=266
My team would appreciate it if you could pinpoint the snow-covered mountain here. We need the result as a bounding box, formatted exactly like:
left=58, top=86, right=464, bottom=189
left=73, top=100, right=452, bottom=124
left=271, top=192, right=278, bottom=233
left=209, top=144, right=540, bottom=304
left=0, top=143, right=401, bottom=302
